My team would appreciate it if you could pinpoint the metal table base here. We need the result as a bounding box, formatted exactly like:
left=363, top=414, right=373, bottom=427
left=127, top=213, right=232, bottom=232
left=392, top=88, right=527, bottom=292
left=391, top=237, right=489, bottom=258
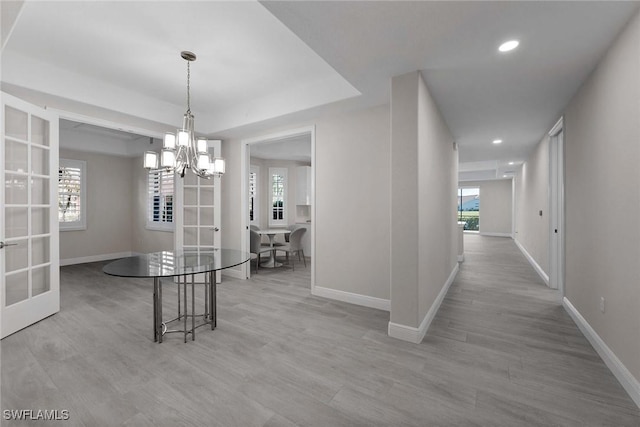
left=153, top=270, right=217, bottom=343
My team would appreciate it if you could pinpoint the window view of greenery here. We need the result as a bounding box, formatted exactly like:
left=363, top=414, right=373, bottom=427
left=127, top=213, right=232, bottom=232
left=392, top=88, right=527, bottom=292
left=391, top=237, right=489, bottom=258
left=458, top=187, right=479, bottom=231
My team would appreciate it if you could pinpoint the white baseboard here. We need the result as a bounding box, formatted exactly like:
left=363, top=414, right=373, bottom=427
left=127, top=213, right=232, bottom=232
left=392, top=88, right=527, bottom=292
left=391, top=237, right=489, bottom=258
left=388, top=263, right=459, bottom=344
left=457, top=254, right=465, bottom=262
left=479, top=232, right=513, bottom=238
left=514, top=238, right=549, bottom=286
left=60, top=251, right=133, bottom=266
left=563, top=297, right=640, bottom=408
left=312, top=286, right=390, bottom=311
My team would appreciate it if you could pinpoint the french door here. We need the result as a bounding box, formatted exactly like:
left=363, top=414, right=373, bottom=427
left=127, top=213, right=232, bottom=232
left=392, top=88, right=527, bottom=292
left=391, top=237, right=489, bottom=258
left=1, top=92, right=59, bottom=338
left=175, top=140, right=222, bottom=283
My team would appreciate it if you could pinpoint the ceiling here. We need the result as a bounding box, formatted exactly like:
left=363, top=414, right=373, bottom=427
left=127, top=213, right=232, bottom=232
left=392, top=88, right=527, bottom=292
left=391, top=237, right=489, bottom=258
left=250, top=135, right=311, bottom=163
left=2, top=1, right=639, bottom=178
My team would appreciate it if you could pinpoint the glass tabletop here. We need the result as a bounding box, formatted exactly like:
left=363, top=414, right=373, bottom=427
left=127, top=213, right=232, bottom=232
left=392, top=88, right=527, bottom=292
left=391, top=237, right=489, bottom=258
left=102, top=249, right=250, bottom=278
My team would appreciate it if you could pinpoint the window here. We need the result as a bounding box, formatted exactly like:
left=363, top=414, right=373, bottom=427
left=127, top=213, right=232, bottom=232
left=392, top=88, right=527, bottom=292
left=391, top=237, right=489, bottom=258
left=269, top=167, right=287, bottom=226
left=249, top=166, right=259, bottom=224
left=457, top=187, right=480, bottom=231
left=147, top=169, right=174, bottom=231
left=58, top=159, right=86, bottom=231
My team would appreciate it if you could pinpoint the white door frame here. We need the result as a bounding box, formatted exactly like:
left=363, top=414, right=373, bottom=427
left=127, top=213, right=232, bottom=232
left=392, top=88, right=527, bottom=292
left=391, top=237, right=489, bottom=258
left=549, top=117, right=565, bottom=295
left=240, top=126, right=315, bottom=288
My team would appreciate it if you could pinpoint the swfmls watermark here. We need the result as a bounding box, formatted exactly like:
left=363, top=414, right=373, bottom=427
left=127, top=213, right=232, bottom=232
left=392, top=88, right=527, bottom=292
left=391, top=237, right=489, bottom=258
left=3, top=409, right=70, bottom=421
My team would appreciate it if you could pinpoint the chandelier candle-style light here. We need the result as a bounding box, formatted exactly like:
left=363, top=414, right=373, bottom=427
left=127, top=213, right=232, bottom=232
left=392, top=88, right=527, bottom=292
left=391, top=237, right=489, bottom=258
left=144, top=51, right=225, bottom=179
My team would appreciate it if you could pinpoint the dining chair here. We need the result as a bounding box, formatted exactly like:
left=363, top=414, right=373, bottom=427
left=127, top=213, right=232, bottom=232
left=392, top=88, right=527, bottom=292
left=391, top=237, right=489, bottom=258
left=250, top=229, right=272, bottom=273
left=274, top=227, right=306, bottom=271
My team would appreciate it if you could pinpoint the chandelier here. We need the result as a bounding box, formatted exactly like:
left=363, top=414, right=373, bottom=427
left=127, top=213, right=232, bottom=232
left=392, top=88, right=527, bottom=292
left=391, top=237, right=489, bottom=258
left=144, top=51, right=225, bottom=179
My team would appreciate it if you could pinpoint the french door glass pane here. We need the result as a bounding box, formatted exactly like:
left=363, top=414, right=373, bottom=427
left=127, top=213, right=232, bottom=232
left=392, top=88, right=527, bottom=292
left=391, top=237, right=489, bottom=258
left=31, top=177, right=50, bottom=204
left=199, top=187, right=214, bottom=205
left=32, top=207, right=49, bottom=235
left=5, top=106, right=28, bottom=140
left=31, top=145, right=49, bottom=175
left=31, top=115, right=49, bottom=146
left=184, top=187, right=197, bottom=205
left=32, top=266, right=50, bottom=296
left=199, top=228, right=214, bottom=246
left=5, top=207, right=28, bottom=238
left=200, top=207, right=214, bottom=225
left=32, top=236, right=50, bottom=265
left=184, top=227, right=197, bottom=245
left=5, top=139, right=28, bottom=172
left=184, top=207, right=197, bottom=226
left=6, top=271, right=29, bottom=306
left=5, top=239, right=28, bottom=272
left=5, top=174, right=28, bottom=204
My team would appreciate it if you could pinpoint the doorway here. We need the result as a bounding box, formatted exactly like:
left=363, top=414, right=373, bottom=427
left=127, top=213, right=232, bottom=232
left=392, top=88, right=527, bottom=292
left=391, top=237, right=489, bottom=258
left=549, top=118, right=564, bottom=294
left=240, top=126, right=315, bottom=287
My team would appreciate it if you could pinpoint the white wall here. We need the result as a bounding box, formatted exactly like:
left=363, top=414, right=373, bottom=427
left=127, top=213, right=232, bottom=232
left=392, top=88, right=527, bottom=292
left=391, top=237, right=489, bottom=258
left=461, top=179, right=513, bottom=236
left=514, top=135, right=550, bottom=276
left=59, top=148, right=133, bottom=262
left=563, top=10, right=640, bottom=383
left=221, top=104, right=391, bottom=302
left=390, top=71, right=458, bottom=338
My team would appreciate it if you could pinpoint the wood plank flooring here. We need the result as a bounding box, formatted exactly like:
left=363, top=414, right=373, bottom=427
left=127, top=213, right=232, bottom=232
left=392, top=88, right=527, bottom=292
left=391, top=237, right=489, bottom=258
left=1, top=235, right=639, bottom=426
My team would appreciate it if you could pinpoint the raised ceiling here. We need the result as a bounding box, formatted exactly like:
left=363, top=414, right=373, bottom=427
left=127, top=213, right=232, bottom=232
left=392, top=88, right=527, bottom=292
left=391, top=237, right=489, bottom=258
left=2, top=1, right=638, bottom=178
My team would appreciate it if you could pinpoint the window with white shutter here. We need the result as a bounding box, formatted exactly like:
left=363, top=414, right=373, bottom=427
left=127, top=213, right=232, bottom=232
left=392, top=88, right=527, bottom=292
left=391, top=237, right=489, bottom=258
left=147, top=169, right=174, bottom=231
left=249, top=166, right=259, bottom=225
left=58, top=158, right=86, bottom=231
left=268, top=167, right=287, bottom=227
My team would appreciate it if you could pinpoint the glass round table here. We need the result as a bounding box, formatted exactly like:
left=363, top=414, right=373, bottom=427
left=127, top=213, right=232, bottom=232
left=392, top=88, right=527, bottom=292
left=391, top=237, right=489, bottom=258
left=103, top=249, right=249, bottom=343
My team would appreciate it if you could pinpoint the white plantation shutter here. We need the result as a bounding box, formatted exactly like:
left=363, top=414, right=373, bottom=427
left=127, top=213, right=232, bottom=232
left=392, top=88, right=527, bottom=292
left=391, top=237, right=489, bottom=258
left=147, top=169, right=174, bottom=230
left=58, top=159, right=86, bottom=230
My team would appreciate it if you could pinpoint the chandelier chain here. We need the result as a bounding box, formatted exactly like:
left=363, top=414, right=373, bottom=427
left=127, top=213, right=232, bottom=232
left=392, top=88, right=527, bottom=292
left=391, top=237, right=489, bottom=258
left=186, top=61, right=191, bottom=114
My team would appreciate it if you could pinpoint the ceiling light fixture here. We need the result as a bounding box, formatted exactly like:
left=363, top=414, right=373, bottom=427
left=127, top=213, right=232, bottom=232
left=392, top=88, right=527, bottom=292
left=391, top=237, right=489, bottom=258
left=498, top=40, right=519, bottom=53
left=144, top=51, right=225, bottom=179
left=508, top=161, right=515, bottom=165
left=493, top=139, right=503, bottom=144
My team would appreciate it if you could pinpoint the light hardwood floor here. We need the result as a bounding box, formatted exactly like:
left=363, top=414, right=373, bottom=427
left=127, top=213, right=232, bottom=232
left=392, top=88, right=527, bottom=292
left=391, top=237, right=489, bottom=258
left=1, top=235, right=639, bottom=426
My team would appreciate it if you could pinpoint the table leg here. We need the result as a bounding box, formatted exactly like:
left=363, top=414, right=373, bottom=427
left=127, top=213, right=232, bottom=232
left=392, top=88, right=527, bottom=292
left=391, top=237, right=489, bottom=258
left=153, top=278, right=158, bottom=342
left=183, top=274, right=188, bottom=343
left=191, top=273, right=195, bottom=341
left=158, top=278, right=163, bottom=344
left=177, top=275, right=181, bottom=319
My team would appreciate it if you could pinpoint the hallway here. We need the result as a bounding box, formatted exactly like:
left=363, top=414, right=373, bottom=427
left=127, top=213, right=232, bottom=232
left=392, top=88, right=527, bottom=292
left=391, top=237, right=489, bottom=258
left=426, top=234, right=640, bottom=425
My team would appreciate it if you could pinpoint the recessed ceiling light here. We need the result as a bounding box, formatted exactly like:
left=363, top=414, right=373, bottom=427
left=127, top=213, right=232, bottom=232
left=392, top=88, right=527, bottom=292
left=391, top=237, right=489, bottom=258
left=508, top=161, right=515, bottom=165
left=498, top=40, right=519, bottom=53
left=493, top=139, right=503, bottom=144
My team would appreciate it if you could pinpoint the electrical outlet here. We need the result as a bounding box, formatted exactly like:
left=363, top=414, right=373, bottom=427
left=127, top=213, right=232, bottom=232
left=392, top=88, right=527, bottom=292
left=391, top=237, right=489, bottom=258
left=600, top=297, right=605, bottom=313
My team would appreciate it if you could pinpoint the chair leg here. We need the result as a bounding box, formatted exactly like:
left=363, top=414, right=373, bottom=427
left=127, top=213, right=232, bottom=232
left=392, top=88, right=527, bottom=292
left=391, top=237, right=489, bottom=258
left=301, top=250, right=306, bottom=268
left=291, top=251, right=294, bottom=272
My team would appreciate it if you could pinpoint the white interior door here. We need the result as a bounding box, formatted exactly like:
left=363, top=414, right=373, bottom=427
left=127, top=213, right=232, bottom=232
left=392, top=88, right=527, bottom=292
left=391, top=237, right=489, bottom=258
left=1, top=92, right=59, bottom=338
left=175, top=140, right=222, bottom=283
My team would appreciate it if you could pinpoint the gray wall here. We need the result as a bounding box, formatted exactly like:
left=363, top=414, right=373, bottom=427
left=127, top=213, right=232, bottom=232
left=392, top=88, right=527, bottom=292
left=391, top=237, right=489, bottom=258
left=221, top=104, right=391, bottom=301
left=563, top=10, right=640, bottom=381
left=59, top=149, right=133, bottom=261
left=59, top=149, right=173, bottom=262
left=390, top=71, right=458, bottom=329
left=514, top=135, right=550, bottom=275
left=461, top=179, right=513, bottom=236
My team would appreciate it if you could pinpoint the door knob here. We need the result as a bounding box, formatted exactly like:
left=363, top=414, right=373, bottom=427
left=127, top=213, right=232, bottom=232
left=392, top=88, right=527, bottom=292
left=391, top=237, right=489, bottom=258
left=211, top=227, right=220, bottom=232
left=0, top=241, right=18, bottom=249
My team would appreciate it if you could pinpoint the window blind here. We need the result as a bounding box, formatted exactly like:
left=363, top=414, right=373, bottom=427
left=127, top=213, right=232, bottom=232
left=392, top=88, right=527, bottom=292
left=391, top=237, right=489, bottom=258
left=148, top=169, right=174, bottom=224
left=58, top=159, right=86, bottom=230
